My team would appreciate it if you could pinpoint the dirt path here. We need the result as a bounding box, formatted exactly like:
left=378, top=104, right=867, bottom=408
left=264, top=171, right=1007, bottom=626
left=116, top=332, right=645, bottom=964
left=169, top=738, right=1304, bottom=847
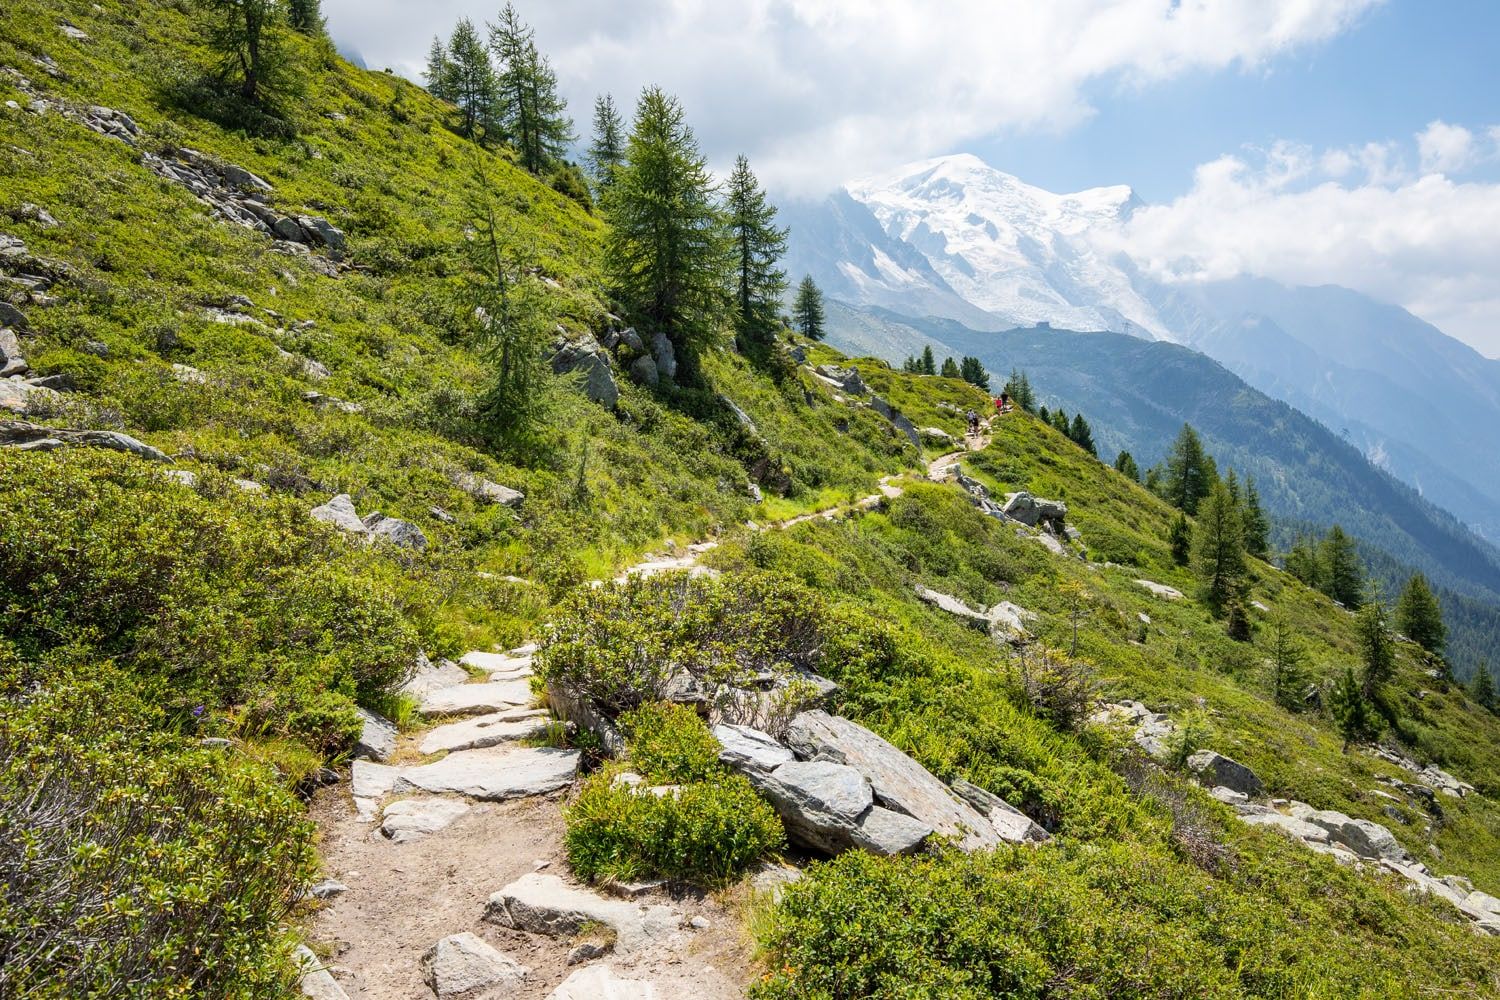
left=305, top=426, right=994, bottom=998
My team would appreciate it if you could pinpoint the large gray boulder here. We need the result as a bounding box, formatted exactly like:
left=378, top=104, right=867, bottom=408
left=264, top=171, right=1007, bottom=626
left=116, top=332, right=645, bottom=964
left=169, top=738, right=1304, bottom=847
left=1001, top=492, right=1068, bottom=530
left=1186, top=750, right=1263, bottom=798
left=310, top=494, right=367, bottom=534
left=1239, top=811, right=1330, bottom=844
left=743, top=757, right=930, bottom=856
left=870, top=395, right=920, bottom=450
left=547, top=680, right=626, bottom=758
left=457, top=474, right=524, bottom=507
left=485, top=873, right=679, bottom=955
left=362, top=512, right=428, bottom=551
left=713, top=723, right=795, bottom=776
left=950, top=778, right=1049, bottom=843
left=785, top=711, right=1002, bottom=851
left=550, top=334, right=618, bottom=408
left=399, top=653, right=468, bottom=697
left=421, top=932, right=528, bottom=999
left=649, top=331, right=676, bottom=384
left=813, top=364, right=866, bottom=395
left=354, top=707, right=397, bottom=762
left=1304, top=810, right=1409, bottom=862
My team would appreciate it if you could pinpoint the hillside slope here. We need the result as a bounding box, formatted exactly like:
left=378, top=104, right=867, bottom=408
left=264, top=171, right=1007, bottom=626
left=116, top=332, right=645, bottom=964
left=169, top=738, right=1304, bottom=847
left=3, top=2, right=1500, bottom=998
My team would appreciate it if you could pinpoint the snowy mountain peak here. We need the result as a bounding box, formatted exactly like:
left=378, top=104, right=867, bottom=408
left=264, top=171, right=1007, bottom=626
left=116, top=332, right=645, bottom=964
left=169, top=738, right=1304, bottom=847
left=841, top=153, right=1165, bottom=338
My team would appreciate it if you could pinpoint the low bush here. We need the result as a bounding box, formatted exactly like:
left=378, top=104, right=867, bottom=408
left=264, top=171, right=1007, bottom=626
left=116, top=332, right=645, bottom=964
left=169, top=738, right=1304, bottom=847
left=564, top=702, right=783, bottom=886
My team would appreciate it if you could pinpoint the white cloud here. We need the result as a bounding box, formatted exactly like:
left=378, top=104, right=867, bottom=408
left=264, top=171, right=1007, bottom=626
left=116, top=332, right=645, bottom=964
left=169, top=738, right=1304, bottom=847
left=1109, top=126, right=1500, bottom=355
left=323, top=0, right=1379, bottom=193
left=1417, top=120, right=1476, bottom=174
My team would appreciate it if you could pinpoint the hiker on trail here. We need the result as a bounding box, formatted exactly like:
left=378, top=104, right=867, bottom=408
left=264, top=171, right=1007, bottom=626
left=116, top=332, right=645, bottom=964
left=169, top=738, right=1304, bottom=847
left=966, top=408, right=980, bottom=435
left=997, top=392, right=1010, bottom=414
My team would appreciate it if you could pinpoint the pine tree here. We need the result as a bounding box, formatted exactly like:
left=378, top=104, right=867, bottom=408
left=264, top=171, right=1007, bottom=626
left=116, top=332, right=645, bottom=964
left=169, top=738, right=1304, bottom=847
left=424, top=36, right=454, bottom=103
left=1321, top=526, right=1364, bottom=608
left=1003, top=369, right=1035, bottom=411
left=902, top=355, right=920, bottom=374
left=1145, top=465, right=1165, bottom=497
left=959, top=356, right=990, bottom=389
left=1223, top=468, right=1242, bottom=509
left=792, top=275, right=826, bottom=340
left=462, top=156, right=553, bottom=454
left=446, top=18, right=499, bottom=140
left=1355, top=600, right=1396, bottom=699
left=1284, top=535, right=1324, bottom=590
left=920, top=346, right=936, bottom=376
left=587, top=93, right=625, bottom=191
left=1038, top=405, right=1050, bottom=424
left=1395, top=573, right=1446, bottom=654
left=603, top=87, right=729, bottom=374
left=1168, top=512, right=1192, bottom=567
left=1050, top=409, right=1071, bottom=436
left=197, top=0, right=297, bottom=104
left=1471, top=661, right=1497, bottom=712
left=1192, top=480, right=1247, bottom=615
left=1069, top=413, right=1097, bottom=457
left=287, top=0, right=322, bottom=34
left=490, top=3, right=573, bottom=173
left=1164, top=423, right=1217, bottom=515
left=1243, top=477, right=1270, bottom=559
left=726, top=155, right=788, bottom=346
left=1269, top=617, right=1309, bottom=710
left=1330, top=665, right=1376, bottom=751
left=1113, top=450, right=1140, bottom=482
left=940, top=356, right=961, bottom=379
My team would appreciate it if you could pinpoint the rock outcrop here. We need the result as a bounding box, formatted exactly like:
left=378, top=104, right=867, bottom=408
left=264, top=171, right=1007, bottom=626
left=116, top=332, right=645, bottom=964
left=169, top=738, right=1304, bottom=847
left=914, top=585, right=1034, bottom=645
left=550, top=334, right=618, bottom=408
left=485, top=873, right=680, bottom=955
left=0, top=420, right=169, bottom=461
left=420, top=933, right=529, bottom=999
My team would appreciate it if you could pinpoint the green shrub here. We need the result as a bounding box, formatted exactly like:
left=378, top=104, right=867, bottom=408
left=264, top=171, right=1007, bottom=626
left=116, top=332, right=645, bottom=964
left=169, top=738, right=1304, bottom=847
left=565, top=704, right=783, bottom=886
left=0, top=664, right=313, bottom=998
left=618, top=702, right=722, bottom=784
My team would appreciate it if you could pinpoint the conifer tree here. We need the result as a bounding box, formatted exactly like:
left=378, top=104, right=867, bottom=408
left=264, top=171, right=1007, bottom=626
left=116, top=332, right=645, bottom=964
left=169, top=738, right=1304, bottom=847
left=1003, top=369, right=1035, bottom=411
left=197, top=0, right=297, bottom=104
left=959, top=356, right=990, bottom=389
left=919, top=346, right=936, bottom=376
left=1168, top=512, right=1192, bottom=567
left=1069, top=413, right=1097, bottom=457
left=1330, top=665, right=1376, bottom=751
left=1050, top=409, right=1071, bottom=436
left=587, top=93, right=625, bottom=191
left=1269, top=617, right=1308, bottom=710
left=287, top=0, right=322, bottom=34
left=792, top=275, right=826, bottom=340
left=424, top=36, right=454, bottom=103
left=726, top=155, right=788, bottom=345
left=1114, top=450, right=1140, bottom=482
left=1284, top=535, right=1324, bottom=590
left=1395, top=573, right=1445, bottom=654
left=1164, top=423, right=1216, bottom=515
left=1242, top=477, right=1270, bottom=559
left=1192, top=480, right=1247, bottom=614
left=1145, top=465, right=1164, bottom=497
left=940, top=356, right=961, bottom=379
left=1471, top=661, right=1497, bottom=712
left=1321, top=526, right=1364, bottom=608
left=1224, top=468, right=1242, bottom=509
left=603, top=87, right=729, bottom=373
left=1038, top=405, right=1050, bottom=423
left=490, top=3, right=573, bottom=173
left=1356, top=600, right=1396, bottom=699
left=902, top=355, right=920, bottom=374
left=446, top=18, right=499, bottom=140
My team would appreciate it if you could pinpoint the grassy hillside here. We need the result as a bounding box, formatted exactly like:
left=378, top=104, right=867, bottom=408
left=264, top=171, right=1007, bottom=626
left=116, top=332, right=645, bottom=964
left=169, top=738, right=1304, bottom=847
left=3, top=2, right=1499, bottom=997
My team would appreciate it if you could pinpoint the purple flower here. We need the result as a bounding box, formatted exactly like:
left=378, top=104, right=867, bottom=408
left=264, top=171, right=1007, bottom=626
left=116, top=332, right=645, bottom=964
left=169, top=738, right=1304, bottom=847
left=192, top=705, right=205, bottom=718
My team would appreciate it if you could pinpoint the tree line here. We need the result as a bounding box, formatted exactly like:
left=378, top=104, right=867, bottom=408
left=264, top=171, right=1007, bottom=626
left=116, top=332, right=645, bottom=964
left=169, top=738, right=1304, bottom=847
left=901, top=347, right=990, bottom=390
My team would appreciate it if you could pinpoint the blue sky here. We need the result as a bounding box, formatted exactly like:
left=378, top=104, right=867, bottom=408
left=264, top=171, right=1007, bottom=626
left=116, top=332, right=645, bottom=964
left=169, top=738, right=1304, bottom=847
left=978, top=0, right=1500, bottom=201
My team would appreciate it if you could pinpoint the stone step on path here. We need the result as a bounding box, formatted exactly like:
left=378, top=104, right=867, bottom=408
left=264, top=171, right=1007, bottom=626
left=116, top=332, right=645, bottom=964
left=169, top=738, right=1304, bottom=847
left=419, top=709, right=554, bottom=755
left=351, top=746, right=579, bottom=822
left=418, top=678, right=534, bottom=718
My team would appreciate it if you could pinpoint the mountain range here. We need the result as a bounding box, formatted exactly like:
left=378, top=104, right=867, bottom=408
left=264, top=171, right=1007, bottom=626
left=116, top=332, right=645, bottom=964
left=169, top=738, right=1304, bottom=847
left=783, top=153, right=1500, bottom=545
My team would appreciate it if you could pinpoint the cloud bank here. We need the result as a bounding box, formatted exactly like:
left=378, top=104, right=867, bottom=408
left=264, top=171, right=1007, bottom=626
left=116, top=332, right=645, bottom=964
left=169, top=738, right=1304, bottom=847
left=323, top=0, right=1378, bottom=193
left=1112, top=123, right=1500, bottom=355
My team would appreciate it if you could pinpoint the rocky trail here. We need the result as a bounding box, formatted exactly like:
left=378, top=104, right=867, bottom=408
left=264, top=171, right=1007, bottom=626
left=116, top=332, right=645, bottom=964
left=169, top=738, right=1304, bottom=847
left=303, top=430, right=998, bottom=999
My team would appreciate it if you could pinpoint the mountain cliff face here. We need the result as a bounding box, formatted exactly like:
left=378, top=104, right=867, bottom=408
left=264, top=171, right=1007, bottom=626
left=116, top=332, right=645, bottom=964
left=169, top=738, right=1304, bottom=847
left=787, top=153, right=1500, bottom=547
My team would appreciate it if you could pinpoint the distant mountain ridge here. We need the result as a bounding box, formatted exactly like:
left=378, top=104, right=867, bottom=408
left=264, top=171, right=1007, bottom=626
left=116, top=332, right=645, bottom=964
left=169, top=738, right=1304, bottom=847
left=784, top=153, right=1500, bottom=544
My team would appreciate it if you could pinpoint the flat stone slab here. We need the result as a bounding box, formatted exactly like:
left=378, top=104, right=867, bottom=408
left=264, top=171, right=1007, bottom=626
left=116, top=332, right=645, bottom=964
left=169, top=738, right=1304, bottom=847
left=381, top=797, right=471, bottom=842
left=393, top=747, right=579, bottom=801
left=421, top=932, right=528, bottom=999
left=786, top=710, right=1001, bottom=851
left=420, top=678, right=534, bottom=717
left=713, top=723, right=795, bottom=776
left=1134, top=579, right=1185, bottom=600
left=400, top=656, right=468, bottom=697
left=549, top=965, right=658, bottom=1000
left=419, top=710, right=553, bottom=755
left=461, top=650, right=535, bottom=677
left=486, top=873, right=680, bottom=955
left=950, top=778, right=1049, bottom=843
left=1241, top=811, right=1331, bottom=844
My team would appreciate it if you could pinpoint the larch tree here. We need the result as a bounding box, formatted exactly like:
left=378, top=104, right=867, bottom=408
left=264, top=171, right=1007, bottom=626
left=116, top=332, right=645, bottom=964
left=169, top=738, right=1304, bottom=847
left=424, top=36, right=454, bottom=103
left=1321, top=526, right=1364, bottom=608
left=603, top=87, right=729, bottom=375
left=1269, top=617, right=1308, bottom=711
left=197, top=0, right=296, bottom=104
left=587, top=93, right=625, bottom=191
left=1355, top=600, right=1396, bottom=699
left=1164, top=423, right=1217, bottom=515
left=1191, top=480, right=1247, bottom=615
left=1243, top=477, right=1270, bottom=559
left=725, top=154, right=788, bottom=345
left=287, top=0, right=322, bottom=34
left=1069, top=413, right=1097, bottom=457
left=1003, top=369, right=1035, bottom=411
left=1395, top=572, right=1446, bottom=655
left=446, top=18, right=499, bottom=141
left=1330, top=665, right=1377, bottom=751
left=792, top=276, right=825, bottom=340
left=1114, top=451, right=1140, bottom=482
left=490, top=2, right=574, bottom=174
left=1471, top=661, right=1497, bottom=712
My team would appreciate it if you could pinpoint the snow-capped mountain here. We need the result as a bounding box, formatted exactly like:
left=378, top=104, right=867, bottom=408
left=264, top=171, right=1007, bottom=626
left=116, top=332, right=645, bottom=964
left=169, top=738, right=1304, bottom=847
left=782, top=152, right=1500, bottom=544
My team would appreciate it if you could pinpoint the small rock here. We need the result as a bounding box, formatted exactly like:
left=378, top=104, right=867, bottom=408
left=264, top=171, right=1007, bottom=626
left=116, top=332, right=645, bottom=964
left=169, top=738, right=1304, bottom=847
left=421, top=932, right=529, bottom=999
left=566, top=942, right=607, bottom=965
left=307, top=879, right=348, bottom=900
left=310, top=494, right=367, bottom=534
left=380, top=797, right=471, bottom=843
left=688, top=916, right=710, bottom=930
left=295, top=945, right=349, bottom=1000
